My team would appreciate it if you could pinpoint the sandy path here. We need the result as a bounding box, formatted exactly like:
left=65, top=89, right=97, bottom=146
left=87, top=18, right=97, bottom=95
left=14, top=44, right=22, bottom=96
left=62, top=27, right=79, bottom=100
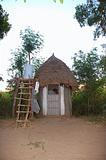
left=0, top=117, right=106, bottom=160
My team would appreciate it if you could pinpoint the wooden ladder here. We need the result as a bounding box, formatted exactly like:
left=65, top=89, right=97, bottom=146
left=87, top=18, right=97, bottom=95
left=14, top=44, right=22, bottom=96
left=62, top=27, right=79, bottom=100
left=15, top=78, right=34, bottom=127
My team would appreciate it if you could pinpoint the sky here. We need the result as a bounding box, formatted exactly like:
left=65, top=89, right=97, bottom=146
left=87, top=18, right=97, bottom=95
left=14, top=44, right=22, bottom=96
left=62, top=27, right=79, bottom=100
left=0, top=0, right=105, bottom=91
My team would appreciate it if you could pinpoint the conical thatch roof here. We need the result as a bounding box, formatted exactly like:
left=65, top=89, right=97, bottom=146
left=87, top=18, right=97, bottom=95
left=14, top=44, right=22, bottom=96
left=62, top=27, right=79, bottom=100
left=35, top=54, right=78, bottom=90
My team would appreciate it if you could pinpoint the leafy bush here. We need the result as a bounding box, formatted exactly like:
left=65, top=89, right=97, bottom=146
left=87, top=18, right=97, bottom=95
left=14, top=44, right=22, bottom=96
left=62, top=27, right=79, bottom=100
left=72, top=87, right=106, bottom=116
left=72, top=91, right=88, bottom=116
left=0, top=92, right=13, bottom=118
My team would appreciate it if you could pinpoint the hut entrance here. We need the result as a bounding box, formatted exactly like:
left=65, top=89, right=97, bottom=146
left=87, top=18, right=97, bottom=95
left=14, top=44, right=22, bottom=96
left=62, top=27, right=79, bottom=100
left=47, top=84, right=60, bottom=115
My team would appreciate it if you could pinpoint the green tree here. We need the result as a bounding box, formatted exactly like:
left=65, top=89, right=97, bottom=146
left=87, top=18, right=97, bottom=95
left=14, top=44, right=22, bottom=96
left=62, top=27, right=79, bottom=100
left=72, top=48, right=100, bottom=84
left=20, top=27, right=44, bottom=64
left=0, top=4, right=11, bottom=40
left=99, top=44, right=106, bottom=83
left=75, top=0, right=106, bottom=39
left=53, top=0, right=106, bottom=39
left=8, top=48, right=27, bottom=78
left=32, top=57, right=45, bottom=74
left=54, top=0, right=106, bottom=39
left=8, top=48, right=45, bottom=91
left=1, top=0, right=105, bottom=40
left=8, top=27, right=44, bottom=79
left=72, top=48, right=104, bottom=114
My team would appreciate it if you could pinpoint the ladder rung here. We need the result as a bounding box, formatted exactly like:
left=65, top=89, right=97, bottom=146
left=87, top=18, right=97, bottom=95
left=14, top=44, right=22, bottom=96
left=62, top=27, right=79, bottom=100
left=19, top=86, right=33, bottom=89
left=15, top=97, right=31, bottom=101
left=16, top=111, right=31, bottom=113
left=16, top=120, right=30, bottom=123
left=19, top=83, right=33, bottom=85
left=20, top=78, right=34, bottom=81
left=18, top=93, right=31, bottom=95
left=17, top=104, right=30, bottom=107
left=15, top=78, right=33, bottom=125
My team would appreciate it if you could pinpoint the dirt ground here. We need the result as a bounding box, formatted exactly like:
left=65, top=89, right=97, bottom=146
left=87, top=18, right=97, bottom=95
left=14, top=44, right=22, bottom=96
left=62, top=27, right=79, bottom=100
left=0, top=117, right=106, bottom=160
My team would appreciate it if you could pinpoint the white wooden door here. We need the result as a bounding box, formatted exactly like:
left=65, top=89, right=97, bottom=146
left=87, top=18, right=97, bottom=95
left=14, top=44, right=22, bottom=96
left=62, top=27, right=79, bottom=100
left=47, top=94, right=60, bottom=115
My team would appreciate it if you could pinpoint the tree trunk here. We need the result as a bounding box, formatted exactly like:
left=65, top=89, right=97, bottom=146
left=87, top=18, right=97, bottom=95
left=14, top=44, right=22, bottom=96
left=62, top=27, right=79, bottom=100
left=29, top=52, right=30, bottom=64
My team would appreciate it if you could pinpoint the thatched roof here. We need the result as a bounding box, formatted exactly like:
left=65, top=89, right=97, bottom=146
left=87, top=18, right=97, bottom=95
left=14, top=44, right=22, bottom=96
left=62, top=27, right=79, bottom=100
left=35, top=54, right=78, bottom=90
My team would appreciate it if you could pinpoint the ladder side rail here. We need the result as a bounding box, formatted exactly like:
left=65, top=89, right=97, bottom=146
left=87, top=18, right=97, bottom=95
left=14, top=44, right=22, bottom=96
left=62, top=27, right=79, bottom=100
left=16, top=86, right=23, bottom=122
left=12, top=78, right=20, bottom=117
left=24, top=79, right=32, bottom=127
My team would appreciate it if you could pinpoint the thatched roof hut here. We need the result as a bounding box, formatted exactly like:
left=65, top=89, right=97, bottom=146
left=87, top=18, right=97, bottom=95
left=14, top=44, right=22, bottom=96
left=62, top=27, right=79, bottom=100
left=35, top=54, right=77, bottom=89
left=35, top=54, right=77, bottom=116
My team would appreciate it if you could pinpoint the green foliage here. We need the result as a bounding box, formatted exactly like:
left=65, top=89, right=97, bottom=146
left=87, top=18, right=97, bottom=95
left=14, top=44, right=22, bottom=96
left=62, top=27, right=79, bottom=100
left=9, top=48, right=27, bottom=78
left=8, top=50, right=45, bottom=79
left=72, top=86, right=106, bottom=116
left=72, top=91, right=88, bottom=116
left=99, top=55, right=106, bottom=78
left=75, top=1, right=106, bottom=39
left=95, top=86, right=106, bottom=110
left=72, top=48, right=100, bottom=84
left=72, top=48, right=106, bottom=116
left=0, top=92, right=13, bottom=118
left=0, top=76, right=3, bottom=81
left=8, top=27, right=44, bottom=79
left=53, top=0, right=64, bottom=3
left=0, top=4, right=11, bottom=39
left=32, top=57, right=45, bottom=74
left=20, top=27, right=44, bottom=64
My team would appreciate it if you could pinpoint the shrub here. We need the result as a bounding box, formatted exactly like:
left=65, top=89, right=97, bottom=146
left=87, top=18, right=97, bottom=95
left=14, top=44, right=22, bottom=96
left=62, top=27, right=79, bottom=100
left=72, top=87, right=106, bottom=116
left=72, top=91, right=88, bottom=116
left=0, top=92, right=13, bottom=118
